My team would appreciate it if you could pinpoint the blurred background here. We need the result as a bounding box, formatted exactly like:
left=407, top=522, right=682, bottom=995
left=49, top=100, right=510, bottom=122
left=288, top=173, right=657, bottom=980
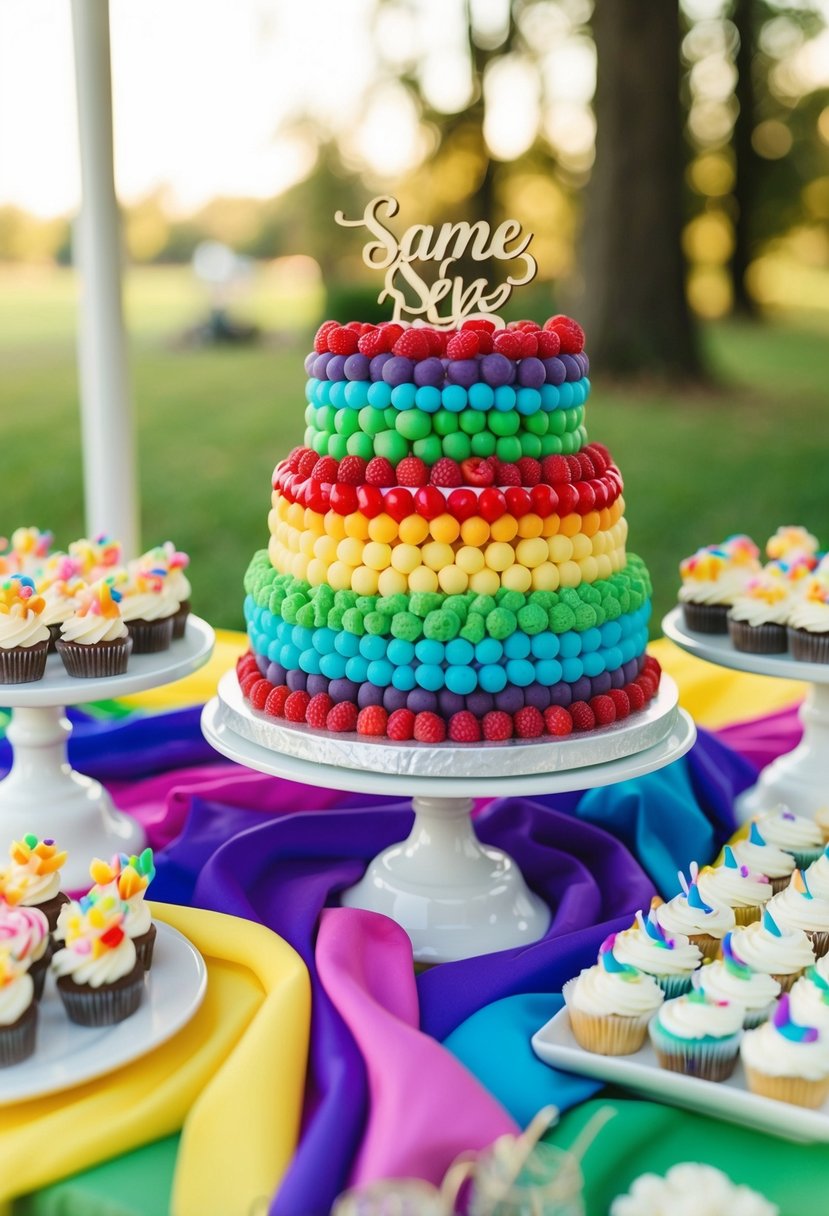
left=1, top=0, right=827, bottom=629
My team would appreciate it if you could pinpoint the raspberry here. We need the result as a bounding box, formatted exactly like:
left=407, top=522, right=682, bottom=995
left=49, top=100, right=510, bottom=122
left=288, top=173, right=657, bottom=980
left=379, top=322, right=404, bottom=347
left=387, top=708, right=416, bottom=741
left=608, top=689, right=631, bottom=720
left=564, top=455, right=582, bottom=482
left=396, top=455, right=429, bottom=487
left=248, top=678, right=273, bottom=711
left=460, top=457, right=495, bottom=487
left=644, top=655, right=662, bottom=681
left=517, top=457, right=541, bottom=487
left=286, top=447, right=307, bottom=473
left=590, top=695, right=617, bottom=726
left=536, top=330, right=561, bottom=358
left=337, top=456, right=367, bottom=485
left=357, top=328, right=389, bottom=357
left=514, top=706, right=544, bottom=738
left=483, top=710, right=513, bottom=741
left=492, top=331, right=523, bottom=359
left=328, top=326, right=360, bottom=355
left=476, top=329, right=494, bottom=354
left=570, top=701, right=596, bottom=732
left=543, top=315, right=585, bottom=354
left=544, top=705, right=573, bottom=736
left=392, top=329, right=431, bottom=360
left=236, top=652, right=258, bottom=677
left=576, top=452, right=596, bottom=480
left=430, top=458, right=463, bottom=488
left=420, top=327, right=445, bottom=356
left=326, top=701, right=358, bottom=733
left=509, top=319, right=542, bottom=333
left=365, top=457, right=396, bottom=487
left=357, top=705, right=389, bottom=736
left=461, top=318, right=496, bottom=334
left=240, top=671, right=261, bottom=698
left=541, top=455, right=571, bottom=484
left=413, top=711, right=446, bottom=743
left=312, top=456, right=338, bottom=483
left=583, top=444, right=609, bottom=473
left=314, top=320, right=339, bottom=354
left=264, top=685, right=290, bottom=717
left=306, top=692, right=333, bottom=729
left=495, top=462, right=522, bottom=487
left=345, top=321, right=365, bottom=332
left=636, top=674, right=658, bottom=700
left=516, top=331, right=538, bottom=357
left=448, top=711, right=482, bottom=743
left=625, top=682, right=646, bottom=712
left=297, top=450, right=319, bottom=478
left=446, top=330, right=480, bottom=359
left=284, top=690, right=311, bottom=722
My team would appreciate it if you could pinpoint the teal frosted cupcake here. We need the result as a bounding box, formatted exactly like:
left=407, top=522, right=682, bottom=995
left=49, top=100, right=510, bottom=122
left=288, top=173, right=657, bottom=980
left=696, top=933, right=780, bottom=1027
left=648, top=988, right=744, bottom=1081
left=563, top=934, right=664, bottom=1056
left=734, top=821, right=796, bottom=895
left=613, top=908, right=702, bottom=998
left=790, top=956, right=829, bottom=1032
left=754, top=806, right=823, bottom=871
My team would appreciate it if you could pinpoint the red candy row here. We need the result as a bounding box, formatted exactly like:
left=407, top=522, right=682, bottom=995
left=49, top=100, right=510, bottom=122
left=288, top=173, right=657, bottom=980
left=237, top=654, right=661, bottom=741
left=314, top=316, right=585, bottom=360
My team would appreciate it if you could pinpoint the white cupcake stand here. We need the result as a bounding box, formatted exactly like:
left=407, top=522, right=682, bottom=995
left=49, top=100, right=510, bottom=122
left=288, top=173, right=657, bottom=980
left=663, top=606, right=829, bottom=823
left=0, top=618, right=214, bottom=890
left=202, top=670, right=695, bottom=963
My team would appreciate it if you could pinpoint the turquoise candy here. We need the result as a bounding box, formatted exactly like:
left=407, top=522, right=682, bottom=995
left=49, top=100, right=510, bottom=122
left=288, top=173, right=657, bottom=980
left=358, top=634, right=386, bottom=662
left=415, top=639, right=444, bottom=665
left=540, top=385, right=560, bottom=411
left=442, top=385, right=467, bottom=412
left=423, top=610, right=460, bottom=642
left=446, top=665, right=477, bottom=695
left=506, top=659, right=534, bottom=686
left=530, top=631, right=559, bottom=659
left=366, top=659, right=393, bottom=687
left=305, top=378, right=318, bottom=403
left=493, top=386, right=516, bottom=412
left=602, top=621, right=623, bottom=647
left=475, top=638, right=503, bottom=664
left=334, top=631, right=360, bottom=658
left=582, top=651, right=605, bottom=677
left=558, top=382, right=574, bottom=408
left=504, top=632, right=530, bottom=660
left=391, top=383, right=417, bottom=411
left=391, top=611, right=423, bottom=641
left=605, top=645, right=623, bottom=671
left=387, top=638, right=415, bottom=666
left=311, top=627, right=335, bottom=654
left=392, top=665, right=416, bottom=691
left=559, top=632, right=582, bottom=659
left=460, top=613, right=486, bottom=644
left=344, top=381, right=370, bottom=410
left=415, top=386, right=441, bottom=413
left=346, top=656, right=369, bottom=682
left=536, top=659, right=563, bottom=685
left=517, top=604, right=547, bottom=635
left=486, top=608, right=517, bottom=640
left=445, top=638, right=474, bottom=666
left=561, top=657, right=583, bottom=682
left=468, top=383, right=494, bottom=411
left=319, top=652, right=347, bottom=679
left=479, top=664, right=507, bottom=693
left=416, top=663, right=444, bottom=691
left=580, top=627, right=602, bottom=654
left=367, top=381, right=392, bottom=409
left=516, top=388, right=541, bottom=415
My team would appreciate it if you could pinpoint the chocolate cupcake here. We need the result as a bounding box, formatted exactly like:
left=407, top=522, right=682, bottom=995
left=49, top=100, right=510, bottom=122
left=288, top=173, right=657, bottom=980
left=0, top=901, right=52, bottom=1000
left=787, top=575, right=829, bottom=663
left=52, top=896, right=144, bottom=1027
left=56, top=580, right=132, bottom=677
left=88, top=849, right=157, bottom=970
left=678, top=538, right=760, bottom=635
left=0, top=951, right=37, bottom=1067
left=0, top=835, right=69, bottom=932
left=0, top=576, right=50, bottom=683
left=119, top=567, right=178, bottom=653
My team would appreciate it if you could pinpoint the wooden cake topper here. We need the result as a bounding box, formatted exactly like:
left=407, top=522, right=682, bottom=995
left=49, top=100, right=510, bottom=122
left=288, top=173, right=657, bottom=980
left=334, top=195, right=537, bottom=329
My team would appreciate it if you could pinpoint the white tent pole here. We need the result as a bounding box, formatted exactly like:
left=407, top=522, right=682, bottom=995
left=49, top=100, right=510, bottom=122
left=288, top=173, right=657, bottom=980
left=70, top=0, right=139, bottom=559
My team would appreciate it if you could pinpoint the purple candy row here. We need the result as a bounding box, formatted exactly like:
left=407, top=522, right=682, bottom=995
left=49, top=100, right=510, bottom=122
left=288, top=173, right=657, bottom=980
left=254, top=651, right=644, bottom=717
left=303, top=349, right=589, bottom=390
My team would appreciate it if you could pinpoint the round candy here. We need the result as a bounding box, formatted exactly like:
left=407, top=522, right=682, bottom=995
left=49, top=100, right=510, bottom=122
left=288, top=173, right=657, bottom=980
left=442, top=385, right=467, bottom=412
left=415, top=386, right=441, bottom=413
left=396, top=411, right=432, bottom=441
left=469, top=383, right=494, bottom=411
left=391, top=383, right=417, bottom=411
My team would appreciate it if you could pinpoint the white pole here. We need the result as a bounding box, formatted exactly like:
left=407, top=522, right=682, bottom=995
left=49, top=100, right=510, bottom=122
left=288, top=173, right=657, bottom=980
left=70, top=0, right=139, bottom=559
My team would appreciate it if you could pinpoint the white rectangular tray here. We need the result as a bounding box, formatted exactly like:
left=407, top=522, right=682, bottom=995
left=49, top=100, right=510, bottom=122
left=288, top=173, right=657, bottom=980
left=532, top=1007, right=829, bottom=1143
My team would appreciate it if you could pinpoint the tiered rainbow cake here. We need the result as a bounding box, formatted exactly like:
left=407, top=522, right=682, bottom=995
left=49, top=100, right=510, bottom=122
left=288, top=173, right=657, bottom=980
left=239, top=315, right=661, bottom=742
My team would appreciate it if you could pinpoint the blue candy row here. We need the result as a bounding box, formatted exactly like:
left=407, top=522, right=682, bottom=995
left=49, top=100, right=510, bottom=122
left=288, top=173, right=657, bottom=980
left=304, top=376, right=590, bottom=417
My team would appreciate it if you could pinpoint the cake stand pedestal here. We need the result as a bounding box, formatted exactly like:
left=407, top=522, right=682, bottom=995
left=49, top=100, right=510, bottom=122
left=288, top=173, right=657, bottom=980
left=202, top=670, right=696, bottom=963
left=0, top=617, right=214, bottom=890
left=663, top=606, right=826, bottom=822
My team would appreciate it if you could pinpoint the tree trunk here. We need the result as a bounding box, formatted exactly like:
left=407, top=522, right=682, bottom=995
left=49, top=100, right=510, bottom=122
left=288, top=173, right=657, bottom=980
left=731, top=0, right=760, bottom=316
left=580, top=0, right=703, bottom=380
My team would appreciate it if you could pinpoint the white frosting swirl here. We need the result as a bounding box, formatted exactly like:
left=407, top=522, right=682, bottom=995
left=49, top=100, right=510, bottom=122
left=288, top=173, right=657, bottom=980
left=741, top=1018, right=829, bottom=1080
left=790, top=974, right=829, bottom=1031
left=733, top=838, right=796, bottom=881
left=52, top=934, right=137, bottom=987
left=698, top=959, right=780, bottom=1013
left=0, top=970, right=33, bottom=1026
left=166, top=567, right=191, bottom=604
left=697, top=863, right=772, bottom=911
left=0, top=903, right=49, bottom=962
left=768, top=880, right=829, bottom=932
left=120, top=588, right=178, bottom=623
left=568, top=963, right=664, bottom=1018
left=756, top=809, right=822, bottom=854
left=60, top=611, right=128, bottom=644
left=609, top=1163, right=779, bottom=1216
left=40, top=582, right=84, bottom=628
left=655, top=993, right=744, bottom=1040
left=679, top=567, right=754, bottom=606
left=614, top=924, right=702, bottom=977
left=0, top=865, right=61, bottom=907
left=655, top=894, right=735, bottom=941
left=788, top=598, right=829, bottom=634
left=0, top=607, right=49, bottom=650
left=805, top=852, right=829, bottom=901
left=731, top=919, right=815, bottom=975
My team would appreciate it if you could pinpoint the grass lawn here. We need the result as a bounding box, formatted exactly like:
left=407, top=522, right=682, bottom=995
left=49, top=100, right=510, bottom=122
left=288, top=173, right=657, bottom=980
left=0, top=264, right=827, bottom=632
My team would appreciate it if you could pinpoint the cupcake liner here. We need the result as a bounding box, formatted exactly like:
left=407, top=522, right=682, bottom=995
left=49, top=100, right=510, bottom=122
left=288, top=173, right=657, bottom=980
left=133, top=923, right=156, bottom=971
left=654, top=973, right=694, bottom=1000
left=29, top=949, right=52, bottom=1001
left=805, top=930, right=829, bottom=959
left=744, top=1066, right=829, bottom=1109
left=56, top=636, right=132, bottom=678
left=0, top=1002, right=37, bottom=1067
left=57, top=964, right=144, bottom=1026
left=687, top=932, right=723, bottom=962
left=127, top=617, right=174, bottom=654
left=681, top=603, right=729, bottom=635
left=742, top=1002, right=776, bottom=1029
left=649, top=1021, right=741, bottom=1082
left=562, top=979, right=653, bottom=1056
left=47, top=623, right=61, bottom=654
left=727, top=619, right=788, bottom=655
left=0, top=642, right=49, bottom=685
left=172, top=601, right=190, bottom=640
left=770, top=969, right=806, bottom=993
left=732, top=903, right=764, bottom=927
left=790, top=848, right=824, bottom=870
left=788, top=627, right=829, bottom=664
left=770, top=874, right=795, bottom=895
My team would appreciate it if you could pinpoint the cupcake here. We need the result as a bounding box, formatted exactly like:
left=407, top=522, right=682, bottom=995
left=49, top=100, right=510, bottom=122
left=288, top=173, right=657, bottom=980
left=51, top=895, right=144, bottom=1026
left=814, top=806, right=829, bottom=846
left=36, top=556, right=86, bottom=652
left=727, top=571, right=792, bottom=655
left=56, top=579, right=132, bottom=677
left=766, top=526, right=820, bottom=562
left=696, top=933, right=780, bottom=1027
left=141, top=543, right=191, bottom=639
left=68, top=534, right=123, bottom=582
left=806, top=846, right=829, bottom=902
left=648, top=988, right=744, bottom=1081
left=655, top=865, right=735, bottom=960
left=741, top=994, right=829, bottom=1108
left=678, top=539, right=761, bottom=634
left=563, top=933, right=664, bottom=1056
left=790, top=957, right=829, bottom=1032
left=733, top=821, right=796, bottom=894
left=787, top=574, right=829, bottom=663
left=697, top=847, right=772, bottom=926
left=731, top=907, right=815, bottom=992
left=767, top=869, right=829, bottom=958
left=6, top=527, right=55, bottom=577
left=0, top=836, right=69, bottom=931
left=88, top=849, right=156, bottom=969
left=0, top=900, right=51, bottom=1000
left=118, top=566, right=178, bottom=653
left=613, top=908, right=702, bottom=998
left=753, top=806, right=823, bottom=870
left=609, top=1163, right=779, bottom=1216
left=0, top=949, right=37, bottom=1066
left=0, top=575, right=50, bottom=683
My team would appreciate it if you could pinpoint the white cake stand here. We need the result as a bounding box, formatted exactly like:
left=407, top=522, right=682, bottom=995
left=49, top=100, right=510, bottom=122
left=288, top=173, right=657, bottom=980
left=0, top=617, right=214, bottom=890
left=202, top=670, right=696, bottom=963
left=663, top=606, right=826, bottom=822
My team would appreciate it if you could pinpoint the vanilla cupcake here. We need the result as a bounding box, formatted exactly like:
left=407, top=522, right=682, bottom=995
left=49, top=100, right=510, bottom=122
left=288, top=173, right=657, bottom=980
left=0, top=575, right=50, bottom=683
left=742, top=993, right=829, bottom=1108
left=734, top=821, right=796, bottom=894
left=696, top=933, right=780, bottom=1027
left=766, top=526, right=820, bottom=562
left=697, top=847, right=772, bottom=926
left=655, top=866, right=735, bottom=961
left=678, top=539, right=761, bottom=634
left=767, top=869, right=829, bottom=958
left=731, top=907, right=815, bottom=992
left=56, top=579, right=132, bottom=677
left=36, top=555, right=86, bottom=651
left=790, top=957, right=829, bottom=1032
left=727, top=570, right=793, bottom=655
left=613, top=909, right=702, bottom=998
left=140, top=543, right=191, bottom=638
left=814, top=806, right=829, bottom=846
left=563, top=934, right=664, bottom=1055
left=52, top=895, right=144, bottom=1026
left=118, top=566, right=178, bottom=653
left=754, top=806, right=823, bottom=870
left=788, top=574, right=829, bottom=663
left=648, top=988, right=744, bottom=1081
left=805, top=846, right=829, bottom=902
left=87, top=849, right=156, bottom=969
left=0, top=835, right=69, bottom=931
left=0, top=949, right=37, bottom=1066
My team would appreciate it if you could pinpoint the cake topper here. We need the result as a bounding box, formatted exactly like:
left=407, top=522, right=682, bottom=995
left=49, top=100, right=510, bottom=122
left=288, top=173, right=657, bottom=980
left=334, top=196, right=537, bottom=328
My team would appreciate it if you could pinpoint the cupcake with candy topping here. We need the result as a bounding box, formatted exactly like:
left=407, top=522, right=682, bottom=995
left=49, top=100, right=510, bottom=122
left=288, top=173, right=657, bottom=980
left=648, top=987, right=744, bottom=1081
left=734, top=821, right=796, bottom=895
left=68, top=533, right=123, bottom=583
left=790, top=955, right=829, bottom=1032
left=139, top=543, right=191, bottom=639
left=613, top=908, right=702, bottom=998
left=118, top=565, right=178, bottom=654
left=655, top=864, right=735, bottom=961
left=731, top=907, right=815, bottom=992
left=0, top=948, right=37, bottom=1066
left=678, top=539, right=761, bottom=635
left=741, top=993, right=829, bottom=1108
left=787, top=573, right=829, bottom=663
left=766, top=526, right=820, bottom=563
left=36, top=556, right=86, bottom=652
left=0, top=900, right=51, bottom=1000
left=755, top=805, right=823, bottom=870
left=727, top=568, right=793, bottom=655
left=6, top=527, right=54, bottom=578
left=696, top=932, right=780, bottom=1027
left=563, top=933, right=664, bottom=1055
left=51, top=894, right=144, bottom=1026
left=767, top=869, right=829, bottom=958
left=697, top=846, right=772, bottom=927
left=0, top=575, right=50, bottom=683
left=805, top=844, right=829, bottom=903
left=56, top=578, right=132, bottom=678
left=0, top=835, right=69, bottom=930
left=88, top=849, right=156, bottom=969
